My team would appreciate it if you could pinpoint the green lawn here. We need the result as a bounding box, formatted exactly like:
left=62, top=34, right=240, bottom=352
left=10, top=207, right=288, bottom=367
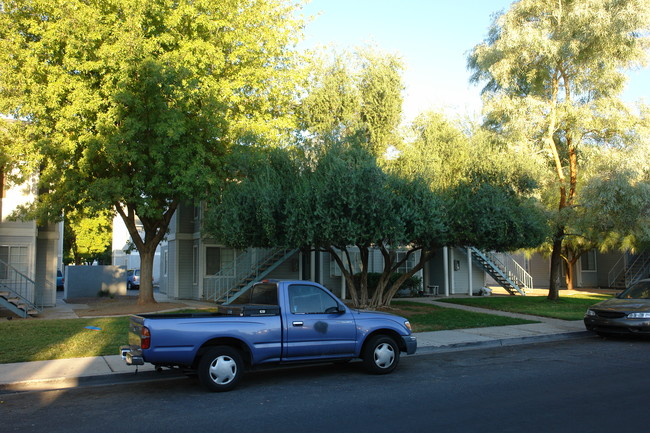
left=436, top=292, right=612, bottom=320
left=389, top=301, right=536, bottom=332
left=0, top=316, right=131, bottom=364
left=0, top=302, right=537, bottom=364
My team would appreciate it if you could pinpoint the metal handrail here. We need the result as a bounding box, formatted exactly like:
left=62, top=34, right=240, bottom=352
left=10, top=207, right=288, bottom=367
left=485, top=251, right=533, bottom=291
left=626, top=252, right=650, bottom=286
left=203, top=248, right=292, bottom=303
left=0, top=258, right=44, bottom=313
left=608, top=254, right=626, bottom=288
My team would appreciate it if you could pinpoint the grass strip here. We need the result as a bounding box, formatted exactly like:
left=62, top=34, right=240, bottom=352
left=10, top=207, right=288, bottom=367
left=0, top=317, right=130, bottom=364
left=436, top=293, right=612, bottom=321
left=389, top=301, right=537, bottom=332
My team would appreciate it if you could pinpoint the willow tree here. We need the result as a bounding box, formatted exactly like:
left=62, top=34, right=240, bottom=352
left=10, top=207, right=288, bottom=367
left=0, top=0, right=304, bottom=304
left=468, top=0, right=650, bottom=299
left=559, top=143, right=650, bottom=289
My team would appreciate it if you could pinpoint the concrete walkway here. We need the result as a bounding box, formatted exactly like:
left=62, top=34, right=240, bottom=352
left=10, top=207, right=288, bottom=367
left=0, top=294, right=591, bottom=392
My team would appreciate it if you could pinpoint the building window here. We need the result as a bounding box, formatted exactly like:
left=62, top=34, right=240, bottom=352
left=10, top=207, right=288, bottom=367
left=0, top=245, right=29, bottom=279
left=396, top=250, right=419, bottom=274
left=581, top=250, right=597, bottom=272
left=206, top=247, right=221, bottom=275
left=330, top=250, right=364, bottom=277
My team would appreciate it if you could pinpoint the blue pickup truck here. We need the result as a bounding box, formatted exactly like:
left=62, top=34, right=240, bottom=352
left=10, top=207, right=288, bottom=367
left=121, top=280, right=416, bottom=391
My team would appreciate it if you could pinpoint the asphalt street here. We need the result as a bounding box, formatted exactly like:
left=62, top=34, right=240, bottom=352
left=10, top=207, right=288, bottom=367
left=3, top=336, right=650, bottom=433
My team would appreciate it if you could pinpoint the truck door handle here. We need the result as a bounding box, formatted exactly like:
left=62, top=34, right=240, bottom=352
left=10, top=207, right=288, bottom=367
left=292, top=321, right=303, bottom=327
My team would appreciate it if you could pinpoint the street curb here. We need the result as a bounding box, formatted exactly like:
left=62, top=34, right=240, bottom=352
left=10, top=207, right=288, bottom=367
left=0, top=369, right=186, bottom=394
left=410, top=331, right=594, bottom=356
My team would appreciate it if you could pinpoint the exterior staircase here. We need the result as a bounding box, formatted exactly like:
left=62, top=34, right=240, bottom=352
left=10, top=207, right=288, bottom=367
left=625, top=252, right=650, bottom=286
left=204, top=248, right=297, bottom=304
left=0, top=259, right=42, bottom=318
left=609, top=252, right=650, bottom=289
left=469, top=247, right=531, bottom=296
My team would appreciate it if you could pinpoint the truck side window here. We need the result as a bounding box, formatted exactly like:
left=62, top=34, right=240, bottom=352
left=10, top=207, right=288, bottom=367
left=289, top=284, right=338, bottom=314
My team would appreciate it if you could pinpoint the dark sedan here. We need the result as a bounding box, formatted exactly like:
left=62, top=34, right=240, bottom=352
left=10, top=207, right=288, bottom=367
left=584, top=279, right=650, bottom=336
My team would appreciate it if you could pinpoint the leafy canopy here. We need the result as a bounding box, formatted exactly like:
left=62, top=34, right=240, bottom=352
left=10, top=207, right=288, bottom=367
left=0, top=0, right=305, bottom=303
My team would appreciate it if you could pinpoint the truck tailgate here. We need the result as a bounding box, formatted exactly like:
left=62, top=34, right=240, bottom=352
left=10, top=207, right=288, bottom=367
left=128, top=315, right=146, bottom=348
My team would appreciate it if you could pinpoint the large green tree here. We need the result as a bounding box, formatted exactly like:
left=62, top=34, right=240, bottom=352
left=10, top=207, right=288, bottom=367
left=205, top=142, right=448, bottom=309
left=468, top=0, right=650, bottom=299
left=0, top=0, right=303, bottom=304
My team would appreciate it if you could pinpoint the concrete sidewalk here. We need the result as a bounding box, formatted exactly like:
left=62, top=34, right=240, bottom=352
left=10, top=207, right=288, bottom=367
left=0, top=295, right=591, bottom=393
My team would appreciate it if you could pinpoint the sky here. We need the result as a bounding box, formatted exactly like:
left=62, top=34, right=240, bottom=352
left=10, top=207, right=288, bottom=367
left=299, top=0, right=650, bottom=122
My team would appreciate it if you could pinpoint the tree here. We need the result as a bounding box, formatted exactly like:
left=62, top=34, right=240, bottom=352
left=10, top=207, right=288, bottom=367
left=0, top=0, right=304, bottom=304
left=299, top=48, right=404, bottom=158
left=64, top=208, right=113, bottom=265
left=556, top=143, right=650, bottom=289
left=205, top=142, right=448, bottom=309
left=395, top=112, right=548, bottom=252
left=303, top=143, right=447, bottom=308
left=468, top=0, right=650, bottom=299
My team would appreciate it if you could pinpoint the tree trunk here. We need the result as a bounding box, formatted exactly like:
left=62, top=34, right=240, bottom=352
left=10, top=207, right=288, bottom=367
left=564, top=257, right=578, bottom=292
left=564, top=260, right=573, bottom=292
left=115, top=200, right=179, bottom=306
left=548, top=228, right=564, bottom=301
left=137, top=246, right=156, bottom=305
left=358, top=247, right=370, bottom=307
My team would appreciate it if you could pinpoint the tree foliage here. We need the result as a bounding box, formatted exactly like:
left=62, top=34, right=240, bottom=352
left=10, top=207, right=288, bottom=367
left=0, top=0, right=304, bottom=304
left=205, top=141, right=448, bottom=308
left=394, top=112, right=549, bottom=251
left=468, top=0, right=650, bottom=298
left=64, top=208, right=113, bottom=266
left=299, top=48, right=404, bottom=157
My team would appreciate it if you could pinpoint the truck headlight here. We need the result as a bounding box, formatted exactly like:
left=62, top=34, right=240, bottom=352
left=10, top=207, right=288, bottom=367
left=404, top=321, right=412, bottom=331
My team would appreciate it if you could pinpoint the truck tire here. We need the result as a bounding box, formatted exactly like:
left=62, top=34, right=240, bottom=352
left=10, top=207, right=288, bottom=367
left=198, top=346, right=244, bottom=392
left=362, top=335, right=400, bottom=374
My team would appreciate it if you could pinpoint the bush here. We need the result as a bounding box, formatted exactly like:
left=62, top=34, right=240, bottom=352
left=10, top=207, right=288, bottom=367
left=352, top=272, right=422, bottom=298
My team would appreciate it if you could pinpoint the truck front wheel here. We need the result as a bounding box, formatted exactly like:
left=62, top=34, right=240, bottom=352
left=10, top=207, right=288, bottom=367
left=362, top=335, right=400, bottom=374
left=198, top=346, right=244, bottom=392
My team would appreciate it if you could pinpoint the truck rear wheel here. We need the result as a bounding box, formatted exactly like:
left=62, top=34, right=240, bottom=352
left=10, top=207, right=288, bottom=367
left=198, top=346, right=244, bottom=392
left=362, top=335, right=400, bottom=374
